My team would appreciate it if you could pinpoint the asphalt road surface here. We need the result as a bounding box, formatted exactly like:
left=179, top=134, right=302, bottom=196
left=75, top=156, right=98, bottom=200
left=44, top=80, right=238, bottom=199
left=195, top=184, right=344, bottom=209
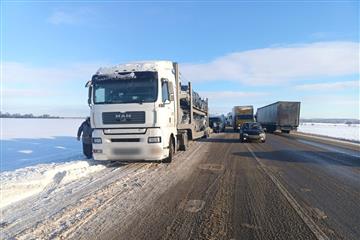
left=102, top=131, right=360, bottom=240
left=2, top=131, right=359, bottom=240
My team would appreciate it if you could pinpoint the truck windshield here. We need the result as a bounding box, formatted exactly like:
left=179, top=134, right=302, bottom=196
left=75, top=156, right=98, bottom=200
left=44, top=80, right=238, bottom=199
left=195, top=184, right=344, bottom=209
left=210, top=117, right=222, bottom=122
left=249, top=123, right=262, bottom=129
left=237, top=115, right=253, bottom=120
left=93, top=72, right=158, bottom=104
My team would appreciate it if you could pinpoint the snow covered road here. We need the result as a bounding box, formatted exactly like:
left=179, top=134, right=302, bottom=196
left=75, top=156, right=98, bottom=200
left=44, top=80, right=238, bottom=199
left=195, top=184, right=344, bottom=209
left=1, top=141, right=206, bottom=239
left=1, top=119, right=359, bottom=239
left=0, top=118, right=207, bottom=239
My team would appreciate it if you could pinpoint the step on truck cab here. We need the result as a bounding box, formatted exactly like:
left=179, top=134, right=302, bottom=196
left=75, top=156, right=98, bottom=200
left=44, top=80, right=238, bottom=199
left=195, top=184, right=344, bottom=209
left=86, top=61, right=210, bottom=162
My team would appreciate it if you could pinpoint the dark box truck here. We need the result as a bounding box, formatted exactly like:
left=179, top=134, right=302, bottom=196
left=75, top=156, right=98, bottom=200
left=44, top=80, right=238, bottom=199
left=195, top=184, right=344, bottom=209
left=256, top=101, right=300, bottom=133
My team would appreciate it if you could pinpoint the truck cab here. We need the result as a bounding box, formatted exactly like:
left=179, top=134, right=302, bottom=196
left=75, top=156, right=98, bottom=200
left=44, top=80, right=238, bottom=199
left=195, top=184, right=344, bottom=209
left=232, top=105, right=254, bottom=130
left=87, top=61, right=178, bottom=161
left=209, top=115, right=226, bottom=133
left=86, top=61, right=210, bottom=162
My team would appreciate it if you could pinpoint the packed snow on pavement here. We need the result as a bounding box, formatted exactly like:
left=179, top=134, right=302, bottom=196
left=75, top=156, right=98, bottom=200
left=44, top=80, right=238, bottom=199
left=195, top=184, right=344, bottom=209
left=1, top=118, right=106, bottom=208
left=297, top=122, right=360, bottom=142
left=0, top=118, right=208, bottom=239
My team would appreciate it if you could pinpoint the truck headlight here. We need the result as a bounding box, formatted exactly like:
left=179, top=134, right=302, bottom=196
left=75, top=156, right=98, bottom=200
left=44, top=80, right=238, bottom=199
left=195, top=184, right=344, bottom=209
left=148, top=136, right=161, bottom=143
left=244, top=133, right=248, bottom=136
left=260, top=133, right=265, bottom=137
left=92, top=138, right=102, bottom=144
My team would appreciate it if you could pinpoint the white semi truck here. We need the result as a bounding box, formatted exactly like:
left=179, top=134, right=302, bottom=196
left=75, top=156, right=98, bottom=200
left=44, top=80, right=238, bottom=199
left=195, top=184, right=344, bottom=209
left=85, top=61, right=210, bottom=162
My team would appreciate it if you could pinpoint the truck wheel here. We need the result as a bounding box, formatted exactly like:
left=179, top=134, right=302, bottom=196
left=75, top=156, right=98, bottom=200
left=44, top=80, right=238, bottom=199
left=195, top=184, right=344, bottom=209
left=163, top=138, right=174, bottom=163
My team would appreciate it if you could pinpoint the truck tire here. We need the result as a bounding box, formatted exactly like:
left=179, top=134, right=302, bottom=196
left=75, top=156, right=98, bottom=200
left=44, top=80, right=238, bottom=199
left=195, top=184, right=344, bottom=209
left=281, top=130, right=290, bottom=134
left=163, top=138, right=174, bottom=163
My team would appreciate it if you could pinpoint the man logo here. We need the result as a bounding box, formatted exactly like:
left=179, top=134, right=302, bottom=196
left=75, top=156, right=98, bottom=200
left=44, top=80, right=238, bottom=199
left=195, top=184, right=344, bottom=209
left=115, top=113, right=131, bottom=122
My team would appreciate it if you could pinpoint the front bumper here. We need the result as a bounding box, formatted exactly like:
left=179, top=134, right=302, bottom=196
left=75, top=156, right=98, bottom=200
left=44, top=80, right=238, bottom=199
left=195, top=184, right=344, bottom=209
left=92, top=128, right=168, bottom=161
left=242, top=134, right=266, bottom=141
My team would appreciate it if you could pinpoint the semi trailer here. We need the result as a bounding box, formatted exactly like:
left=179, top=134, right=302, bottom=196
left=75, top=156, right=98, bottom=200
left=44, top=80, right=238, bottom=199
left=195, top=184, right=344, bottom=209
left=232, top=105, right=254, bottom=130
left=256, top=101, right=301, bottom=133
left=85, top=61, right=210, bottom=162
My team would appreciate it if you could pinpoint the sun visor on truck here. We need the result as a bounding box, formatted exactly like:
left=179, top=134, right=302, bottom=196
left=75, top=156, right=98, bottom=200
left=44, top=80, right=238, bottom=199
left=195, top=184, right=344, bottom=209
left=91, top=71, right=158, bottom=82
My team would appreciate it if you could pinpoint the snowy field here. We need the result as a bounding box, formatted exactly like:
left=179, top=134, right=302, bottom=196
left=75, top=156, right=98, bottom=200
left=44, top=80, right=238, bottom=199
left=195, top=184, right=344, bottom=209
left=1, top=118, right=86, bottom=171
left=1, top=118, right=106, bottom=208
left=298, top=122, right=360, bottom=142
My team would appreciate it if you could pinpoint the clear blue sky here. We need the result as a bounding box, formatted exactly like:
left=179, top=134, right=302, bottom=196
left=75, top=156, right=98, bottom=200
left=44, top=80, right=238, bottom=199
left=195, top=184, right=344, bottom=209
left=2, top=1, right=359, bottom=118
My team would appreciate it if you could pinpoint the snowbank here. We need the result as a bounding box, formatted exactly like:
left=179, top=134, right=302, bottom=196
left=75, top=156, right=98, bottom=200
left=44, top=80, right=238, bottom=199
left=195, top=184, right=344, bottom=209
left=0, top=160, right=105, bottom=209
left=298, top=123, right=360, bottom=142
left=1, top=118, right=107, bottom=208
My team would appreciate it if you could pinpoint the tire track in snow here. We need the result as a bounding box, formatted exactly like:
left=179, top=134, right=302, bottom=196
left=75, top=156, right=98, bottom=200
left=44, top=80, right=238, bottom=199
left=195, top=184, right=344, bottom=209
left=2, top=141, right=205, bottom=239
left=1, top=163, right=146, bottom=239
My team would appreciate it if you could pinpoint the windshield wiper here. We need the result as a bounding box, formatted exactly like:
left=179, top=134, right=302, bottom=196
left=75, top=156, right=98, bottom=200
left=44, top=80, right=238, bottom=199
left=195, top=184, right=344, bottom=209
left=136, top=99, right=144, bottom=104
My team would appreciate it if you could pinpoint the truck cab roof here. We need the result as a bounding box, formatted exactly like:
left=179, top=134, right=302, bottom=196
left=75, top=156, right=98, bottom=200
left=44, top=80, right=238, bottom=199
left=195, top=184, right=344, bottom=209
left=95, top=61, right=175, bottom=76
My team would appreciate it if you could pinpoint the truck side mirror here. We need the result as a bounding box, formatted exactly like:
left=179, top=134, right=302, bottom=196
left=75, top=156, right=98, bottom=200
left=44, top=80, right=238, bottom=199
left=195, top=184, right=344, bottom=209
left=87, top=86, right=92, bottom=106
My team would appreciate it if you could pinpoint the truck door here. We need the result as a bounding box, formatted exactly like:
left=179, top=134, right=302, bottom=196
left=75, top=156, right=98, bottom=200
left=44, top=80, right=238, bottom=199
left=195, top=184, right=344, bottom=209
left=160, top=79, right=175, bottom=128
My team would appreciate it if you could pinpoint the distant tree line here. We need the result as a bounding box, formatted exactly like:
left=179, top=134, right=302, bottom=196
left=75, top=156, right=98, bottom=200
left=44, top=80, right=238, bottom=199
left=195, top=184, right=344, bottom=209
left=0, top=111, right=61, bottom=119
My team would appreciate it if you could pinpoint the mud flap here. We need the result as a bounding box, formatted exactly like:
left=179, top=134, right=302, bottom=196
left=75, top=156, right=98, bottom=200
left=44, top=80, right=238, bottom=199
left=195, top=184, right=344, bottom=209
left=178, top=132, right=188, bottom=151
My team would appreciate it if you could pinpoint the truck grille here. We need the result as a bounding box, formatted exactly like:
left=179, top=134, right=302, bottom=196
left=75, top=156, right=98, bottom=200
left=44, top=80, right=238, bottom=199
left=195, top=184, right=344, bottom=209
left=102, top=111, right=145, bottom=124
left=111, top=138, right=140, bottom=142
